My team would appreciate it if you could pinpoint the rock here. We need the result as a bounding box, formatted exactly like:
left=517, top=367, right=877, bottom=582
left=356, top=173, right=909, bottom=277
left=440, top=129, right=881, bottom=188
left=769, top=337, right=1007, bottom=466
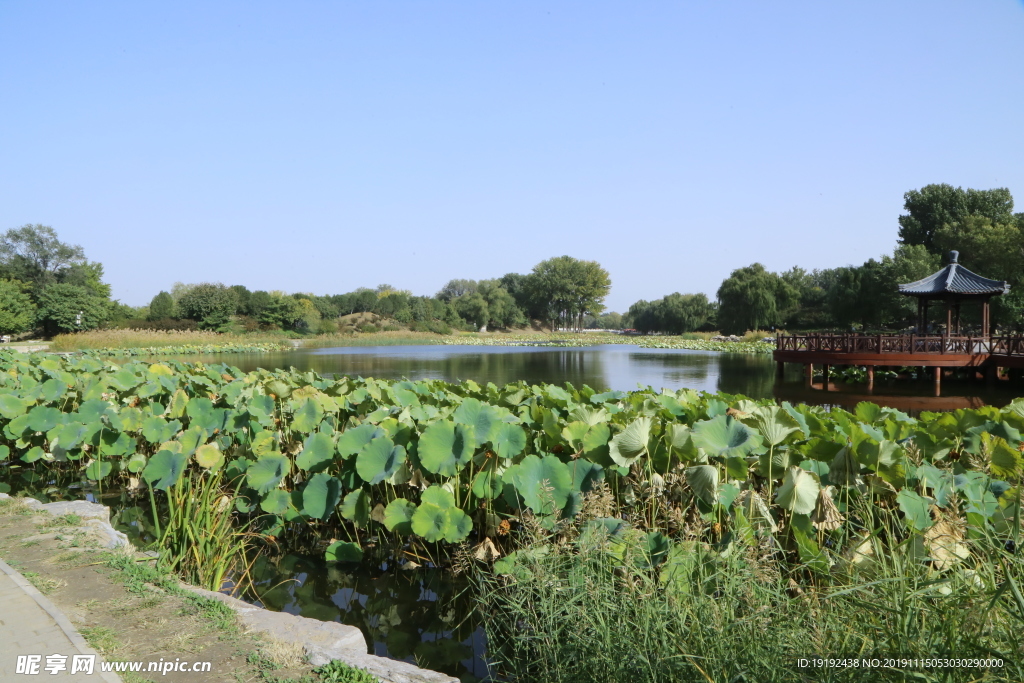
left=0, top=494, right=130, bottom=550
left=184, top=586, right=459, bottom=683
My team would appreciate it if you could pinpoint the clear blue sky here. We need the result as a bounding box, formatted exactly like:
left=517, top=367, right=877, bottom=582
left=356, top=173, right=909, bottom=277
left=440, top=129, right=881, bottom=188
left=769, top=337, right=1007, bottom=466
left=2, top=1, right=1023, bottom=311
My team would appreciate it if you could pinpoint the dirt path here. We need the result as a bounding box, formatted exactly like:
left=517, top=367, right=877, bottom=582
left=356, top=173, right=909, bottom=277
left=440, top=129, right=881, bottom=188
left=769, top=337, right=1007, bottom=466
left=0, top=498, right=319, bottom=683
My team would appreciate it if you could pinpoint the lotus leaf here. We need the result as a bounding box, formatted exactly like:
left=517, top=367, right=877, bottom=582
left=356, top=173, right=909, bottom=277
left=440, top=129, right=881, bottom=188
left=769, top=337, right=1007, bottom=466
left=296, top=432, right=335, bottom=472
left=356, top=437, right=406, bottom=485
left=27, top=406, right=62, bottom=432
left=336, top=424, right=383, bottom=459
left=21, top=446, right=45, bottom=463
left=246, top=455, right=290, bottom=495
left=177, top=426, right=207, bottom=456
left=0, top=445, right=8, bottom=461
left=290, top=398, right=324, bottom=434
left=411, top=487, right=472, bottom=543
left=685, top=465, right=719, bottom=505
left=194, top=443, right=223, bottom=470
left=609, top=417, right=651, bottom=467
left=341, top=488, right=371, bottom=527
left=453, top=398, right=505, bottom=447
left=260, top=489, right=293, bottom=515
left=775, top=467, right=820, bottom=515
left=512, top=454, right=572, bottom=515
left=382, top=498, right=417, bottom=534
left=142, top=449, right=187, bottom=490
left=692, top=416, right=761, bottom=459
left=39, top=379, right=67, bottom=403
left=419, top=420, right=475, bottom=476
left=0, top=394, right=28, bottom=419
left=490, top=422, right=526, bottom=459
left=325, top=540, right=363, bottom=563
left=896, top=488, right=934, bottom=532
left=85, top=459, right=112, bottom=481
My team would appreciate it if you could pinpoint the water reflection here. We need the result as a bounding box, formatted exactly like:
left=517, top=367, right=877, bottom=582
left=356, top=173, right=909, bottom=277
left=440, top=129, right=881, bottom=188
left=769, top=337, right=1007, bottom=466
left=247, top=552, right=487, bottom=681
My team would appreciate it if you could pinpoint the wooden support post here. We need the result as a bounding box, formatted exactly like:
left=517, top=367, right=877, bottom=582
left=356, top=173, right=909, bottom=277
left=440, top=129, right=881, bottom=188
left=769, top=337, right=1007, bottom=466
left=866, top=366, right=875, bottom=391
left=934, top=366, right=942, bottom=396
left=804, top=363, right=813, bottom=388
left=822, top=364, right=830, bottom=391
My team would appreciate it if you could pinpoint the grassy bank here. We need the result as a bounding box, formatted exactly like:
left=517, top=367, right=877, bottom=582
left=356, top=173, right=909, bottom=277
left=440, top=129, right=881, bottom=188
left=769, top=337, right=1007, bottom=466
left=49, top=329, right=292, bottom=351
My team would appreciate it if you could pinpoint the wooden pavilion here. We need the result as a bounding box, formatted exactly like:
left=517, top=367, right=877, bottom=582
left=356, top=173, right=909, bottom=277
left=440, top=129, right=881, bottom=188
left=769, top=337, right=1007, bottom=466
left=773, top=251, right=1020, bottom=393
left=899, top=250, right=1009, bottom=336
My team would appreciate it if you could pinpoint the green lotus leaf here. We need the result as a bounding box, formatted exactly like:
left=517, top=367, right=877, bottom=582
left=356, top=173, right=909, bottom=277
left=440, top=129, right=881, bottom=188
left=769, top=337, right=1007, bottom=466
left=641, top=531, right=670, bottom=568
left=382, top=498, right=417, bottom=534
left=325, top=540, right=363, bottom=563
left=775, top=467, right=820, bottom=516
left=126, top=452, right=147, bottom=473
left=250, top=430, right=278, bottom=457
left=177, top=426, right=208, bottom=456
left=341, top=488, right=371, bottom=527
left=194, top=443, right=224, bottom=470
left=77, top=400, right=112, bottom=423
left=356, top=437, right=405, bottom=485
left=291, top=398, right=324, bottom=433
left=27, top=405, right=62, bottom=432
left=260, top=489, right=292, bottom=515
left=419, top=420, right=475, bottom=476
left=142, top=449, right=187, bottom=490
left=0, top=394, right=28, bottom=419
left=685, top=464, right=719, bottom=505
left=692, top=415, right=762, bottom=459
left=107, top=368, right=142, bottom=391
left=53, top=422, right=89, bottom=452
left=0, top=445, right=8, bottom=461
left=512, top=454, right=572, bottom=515
left=491, top=422, right=526, bottom=459
left=39, top=379, right=67, bottom=403
left=247, top=394, right=276, bottom=423
left=21, top=446, right=45, bottom=463
left=608, top=417, right=651, bottom=467
left=166, top=389, right=188, bottom=419
left=561, top=421, right=590, bottom=450
left=301, top=473, right=342, bottom=520
left=472, top=468, right=504, bottom=500
left=296, top=432, right=334, bottom=472
left=336, top=424, right=384, bottom=459
left=895, top=488, right=933, bottom=532
left=186, top=397, right=228, bottom=433
left=453, top=398, right=504, bottom=447
left=991, top=438, right=1024, bottom=479
left=411, top=500, right=472, bottom=543
left=246, top=455, right=291, bottom=495
left=85, top=460, right=113, bottom=481
left=568, top=458, right=604, bottom=494
left=746, top=405, right=802, bottom=446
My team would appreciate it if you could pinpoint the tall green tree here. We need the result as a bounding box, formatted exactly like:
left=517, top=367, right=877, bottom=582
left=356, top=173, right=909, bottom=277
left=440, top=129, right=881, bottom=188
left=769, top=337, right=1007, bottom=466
left=716, top=264, right=797, bottom=334
left=176, top=283, right=238, bottom=330
left=527, top=256, right=611, bottom=331
left=148, top=291, right=175, bottom=320
left=0, top=224, right=87, bottom=287
left=35, top=283, right=109, bottom=334
left=898, top=184, right=1015, bottom=252
left=0, top=279, right=36, bottom=335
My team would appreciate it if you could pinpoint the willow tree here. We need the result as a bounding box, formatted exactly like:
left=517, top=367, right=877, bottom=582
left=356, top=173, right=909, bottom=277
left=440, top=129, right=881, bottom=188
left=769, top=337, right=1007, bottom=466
left=716, top=263, right=795, bottom=335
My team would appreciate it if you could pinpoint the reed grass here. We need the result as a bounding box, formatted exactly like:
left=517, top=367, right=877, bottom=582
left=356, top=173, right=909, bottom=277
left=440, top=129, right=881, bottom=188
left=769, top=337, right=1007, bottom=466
left=151, top=471, right=258, bottom=594
left=476, top=514, right=1024, bottom=683
left=50, top=329, right=288, bottom=351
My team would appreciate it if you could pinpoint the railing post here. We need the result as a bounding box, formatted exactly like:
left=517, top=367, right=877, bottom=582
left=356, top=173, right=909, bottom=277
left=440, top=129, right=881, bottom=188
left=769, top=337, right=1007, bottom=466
left=910, top=333, right=915, bottom=355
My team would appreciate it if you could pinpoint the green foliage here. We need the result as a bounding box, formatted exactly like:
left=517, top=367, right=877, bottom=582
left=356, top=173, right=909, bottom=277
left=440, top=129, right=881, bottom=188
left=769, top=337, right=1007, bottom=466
left=176, top=283, right=238, bottom=330
left=0, top=278, right=36, bottom=334
left=35, top=283, right=110, bottom=334
left=716, top=263, right=796, bottom=334
left=899, top=183, right=1015, bottom=252
left=313, top=660, right=377, bottom=683
left=625, top=292, right=713, bottom=334
left=148, top=291, right=175, bottom=320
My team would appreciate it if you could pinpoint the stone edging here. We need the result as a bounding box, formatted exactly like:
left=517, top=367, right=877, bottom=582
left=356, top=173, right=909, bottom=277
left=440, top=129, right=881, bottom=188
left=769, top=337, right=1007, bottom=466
left=0, top=557, right=123, bottom=683
left=0, top=494, right=459, bottom=683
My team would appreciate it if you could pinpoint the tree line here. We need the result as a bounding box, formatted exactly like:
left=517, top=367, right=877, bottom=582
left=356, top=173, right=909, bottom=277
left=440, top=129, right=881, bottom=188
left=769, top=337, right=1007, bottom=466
left=624, top=184, right=1024, bottom=335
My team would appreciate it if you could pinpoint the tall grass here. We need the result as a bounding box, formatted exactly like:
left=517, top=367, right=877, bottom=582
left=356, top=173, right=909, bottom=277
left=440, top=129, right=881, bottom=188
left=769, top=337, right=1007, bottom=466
left=151, top=471, right=258, bottom=594
left=476, top=520, right=1024, bottom=683
left=50, top=329, right=289, bottom=351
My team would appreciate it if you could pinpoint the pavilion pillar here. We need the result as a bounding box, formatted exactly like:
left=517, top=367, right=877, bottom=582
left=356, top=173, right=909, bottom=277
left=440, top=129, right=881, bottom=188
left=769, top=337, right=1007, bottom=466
left=923, top=300, right=929, bottom=333
left=934, top=366, right=942, bottom=396
left=983, top=299, right=990, bottom=337
left=866, top=366, right=875, bottom=391
left=822, top=364, right=831, bottom=391
left=954, top=301, right=961, bottom=335
left=804, top=363, right=813, bottom=388
left=946, top=305, right=952, bottom=335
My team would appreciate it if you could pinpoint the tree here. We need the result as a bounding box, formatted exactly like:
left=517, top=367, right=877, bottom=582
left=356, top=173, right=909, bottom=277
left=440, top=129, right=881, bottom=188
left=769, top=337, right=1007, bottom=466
left=454, top=292, right=489, bottom=330
left=436, top=279, right=478, bottom=303
left=176, top=283, right=238, bottom=330
left=716, top=264, right=795, bottom=334
left=0, top=279, right=36, bottom=334
left=0, top=224, right=86, bottom=287
left=35, top=283, right=109, bottom=334
left=527, top=256, right=611, bottom=331
left=898, top=184, right=1015, bottom=252
left=148, top=291, right=175, bottom=320
left=625, top=294, right=713, bottom=334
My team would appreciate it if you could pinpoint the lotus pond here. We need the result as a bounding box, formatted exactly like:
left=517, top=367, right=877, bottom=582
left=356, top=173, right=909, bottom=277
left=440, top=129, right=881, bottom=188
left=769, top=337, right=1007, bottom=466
left=4, top=349, right=1024, bottom=680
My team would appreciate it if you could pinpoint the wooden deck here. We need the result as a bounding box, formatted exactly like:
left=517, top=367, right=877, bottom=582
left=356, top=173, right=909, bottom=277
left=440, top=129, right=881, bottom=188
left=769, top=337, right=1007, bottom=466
left=773, top=334, right=1024, bottom=391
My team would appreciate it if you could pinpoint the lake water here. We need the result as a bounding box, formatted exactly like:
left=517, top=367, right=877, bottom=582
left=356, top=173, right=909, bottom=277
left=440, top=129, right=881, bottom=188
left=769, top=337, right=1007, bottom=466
left=182, top=343, right=1021, bottom=413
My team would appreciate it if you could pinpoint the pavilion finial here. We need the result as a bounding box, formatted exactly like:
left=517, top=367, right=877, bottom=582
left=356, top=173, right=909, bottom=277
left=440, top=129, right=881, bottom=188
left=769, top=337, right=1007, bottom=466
left=949, top=250, right=959, bottom=264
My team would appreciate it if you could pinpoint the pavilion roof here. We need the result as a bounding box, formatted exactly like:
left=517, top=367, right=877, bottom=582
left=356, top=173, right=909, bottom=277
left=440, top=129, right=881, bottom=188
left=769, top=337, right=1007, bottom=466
left=899, top=251, right=1010, bottom=298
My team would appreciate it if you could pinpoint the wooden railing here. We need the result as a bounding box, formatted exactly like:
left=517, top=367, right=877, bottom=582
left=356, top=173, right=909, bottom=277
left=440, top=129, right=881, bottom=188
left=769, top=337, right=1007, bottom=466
left=774, top=334, right=1024, bottom=356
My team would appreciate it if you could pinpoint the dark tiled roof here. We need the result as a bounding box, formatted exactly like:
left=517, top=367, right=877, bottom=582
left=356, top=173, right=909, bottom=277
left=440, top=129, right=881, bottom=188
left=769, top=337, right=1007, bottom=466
left=899, top=252, right=1009, bottom=297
